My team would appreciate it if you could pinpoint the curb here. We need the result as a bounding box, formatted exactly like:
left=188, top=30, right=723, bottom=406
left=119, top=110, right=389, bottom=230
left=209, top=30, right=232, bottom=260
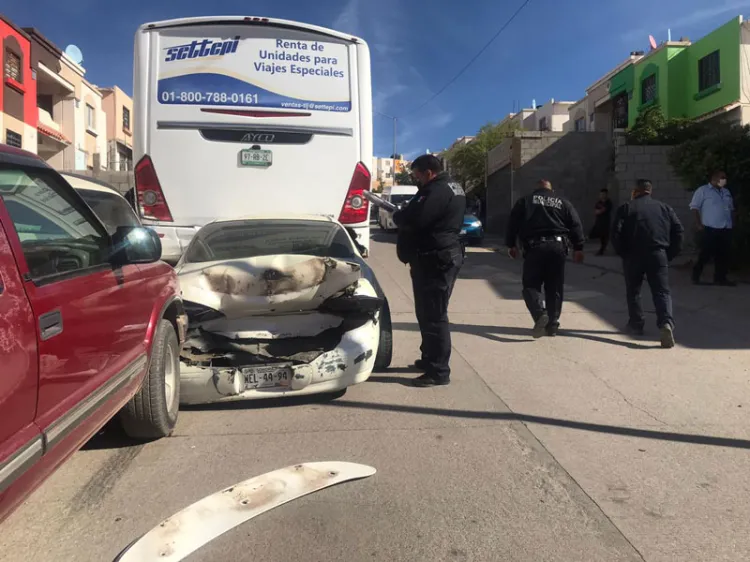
left=482, top=239, right=697, bottom=277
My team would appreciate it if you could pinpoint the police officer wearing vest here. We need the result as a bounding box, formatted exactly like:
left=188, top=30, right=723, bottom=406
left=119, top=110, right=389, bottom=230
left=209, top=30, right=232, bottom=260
left=506, top=179, right=585, bottom=338
left=611, top=179, right=684, bottom=348
left=393, top=154, right=466, bottom=387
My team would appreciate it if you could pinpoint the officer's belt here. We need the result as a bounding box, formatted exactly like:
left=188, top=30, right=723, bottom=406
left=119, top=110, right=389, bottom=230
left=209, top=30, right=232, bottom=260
left=527, top=235, right=565, bottom=244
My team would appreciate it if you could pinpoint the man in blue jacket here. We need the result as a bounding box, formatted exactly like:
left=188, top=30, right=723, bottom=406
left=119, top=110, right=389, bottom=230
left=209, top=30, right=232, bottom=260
left=612, top=179, right=684, bottom=348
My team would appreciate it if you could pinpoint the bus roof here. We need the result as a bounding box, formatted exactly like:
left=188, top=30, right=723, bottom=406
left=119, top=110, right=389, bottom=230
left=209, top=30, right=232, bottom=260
left=137, top=16, right=367, bottom=45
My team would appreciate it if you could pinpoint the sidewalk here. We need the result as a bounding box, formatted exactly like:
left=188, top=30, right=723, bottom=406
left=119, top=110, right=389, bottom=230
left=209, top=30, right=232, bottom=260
left=483, top=236, right=747, bottom=283
left=480, top=236, right=750, bottom=320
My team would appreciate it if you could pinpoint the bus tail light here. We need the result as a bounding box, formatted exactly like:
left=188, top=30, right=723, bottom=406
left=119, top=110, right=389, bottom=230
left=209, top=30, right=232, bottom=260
left=134, top=155, right=173, bottom=222
left=339, top=162, right=371, bottom=225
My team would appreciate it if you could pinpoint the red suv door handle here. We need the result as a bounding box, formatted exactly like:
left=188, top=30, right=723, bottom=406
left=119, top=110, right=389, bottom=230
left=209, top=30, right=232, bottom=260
left=39, top=310, right=63, bottom=341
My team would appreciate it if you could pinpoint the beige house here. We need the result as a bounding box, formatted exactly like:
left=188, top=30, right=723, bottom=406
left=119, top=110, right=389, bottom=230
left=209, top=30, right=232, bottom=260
left=532, top=99, right=575, bottom=132
left=24, top=27, right=107, bottom=170
left=566, top=52, right=645, bottom=136
left=100, top=86, right=133, bottom=170
left=371, top=156, right=410, bottom=190
left=81, top=79, right=107, bottom=169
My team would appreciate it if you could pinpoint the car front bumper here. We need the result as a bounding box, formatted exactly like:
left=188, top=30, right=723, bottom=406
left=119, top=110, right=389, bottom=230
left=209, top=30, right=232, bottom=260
left=460, top=226, right=484, bottom=240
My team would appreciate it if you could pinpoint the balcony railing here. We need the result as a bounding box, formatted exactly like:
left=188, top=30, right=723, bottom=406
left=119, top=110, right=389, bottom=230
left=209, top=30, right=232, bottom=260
left=37, top=107, right=61, bottom=132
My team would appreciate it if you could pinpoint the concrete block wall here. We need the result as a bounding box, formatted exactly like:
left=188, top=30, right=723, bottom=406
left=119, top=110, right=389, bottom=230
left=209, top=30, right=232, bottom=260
left=64, top=169, right=134, bottom=195
left=486, top=132, right=613, bottom=236
left=613, top=144, right=695, bottom=249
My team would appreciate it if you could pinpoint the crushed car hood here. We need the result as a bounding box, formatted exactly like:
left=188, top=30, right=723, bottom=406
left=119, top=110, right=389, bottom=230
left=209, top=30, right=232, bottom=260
left=176, top=255, right=362, bottom=318
left=178, top=255, right=382, bottom=366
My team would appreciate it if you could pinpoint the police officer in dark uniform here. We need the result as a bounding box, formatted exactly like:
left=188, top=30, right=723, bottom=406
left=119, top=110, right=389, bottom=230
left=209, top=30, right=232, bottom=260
left=393, top=154, right=466, bottom=387
left=611, top=179, right=684, bottom=349
left=506, top=179, right=585, bottom=338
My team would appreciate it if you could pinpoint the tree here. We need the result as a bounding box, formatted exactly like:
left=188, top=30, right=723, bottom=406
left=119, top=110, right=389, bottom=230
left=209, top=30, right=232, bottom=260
left=395, top=168, right=412, bottom=185
left=445, top=120, right=520, bottom=194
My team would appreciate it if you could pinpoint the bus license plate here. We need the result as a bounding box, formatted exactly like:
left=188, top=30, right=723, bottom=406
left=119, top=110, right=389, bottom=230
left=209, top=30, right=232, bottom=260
left=239, top=149, right=273, bottom=167
left=241, top=365, right=292, bottom=389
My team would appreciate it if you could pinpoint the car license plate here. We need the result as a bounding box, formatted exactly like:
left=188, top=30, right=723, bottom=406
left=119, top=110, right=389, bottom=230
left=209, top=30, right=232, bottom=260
left=460, top=229, right=467, bottom=235
left=239, top=149, right=272, bottom=167
left=241, top=365, right=292, bottom=389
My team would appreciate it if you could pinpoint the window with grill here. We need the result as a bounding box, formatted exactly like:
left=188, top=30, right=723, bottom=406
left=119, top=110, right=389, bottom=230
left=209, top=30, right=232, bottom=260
left=613, top=92, right=629, bottom=129
left=6, top=130, right=22, bottom=148
left=4, top=50, right=21, bottom=82
left=641, top=74, right=657, bottom=104
left=698, top=50, right=720, bottom=92
left=574, top=118, right=586, bottom=132
left=538, top=117, right=549, bottom=131
left=122, top=107, right=131, bottom=131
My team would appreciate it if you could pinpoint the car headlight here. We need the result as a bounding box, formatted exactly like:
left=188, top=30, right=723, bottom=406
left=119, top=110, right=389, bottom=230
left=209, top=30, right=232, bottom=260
left=470, top=221, right=481, bottom=227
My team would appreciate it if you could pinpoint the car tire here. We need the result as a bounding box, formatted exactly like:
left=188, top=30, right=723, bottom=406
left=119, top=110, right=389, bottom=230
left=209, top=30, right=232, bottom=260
left=374, top=299, right=393, bottom=371
left=120, top=319, right=180, bottom=440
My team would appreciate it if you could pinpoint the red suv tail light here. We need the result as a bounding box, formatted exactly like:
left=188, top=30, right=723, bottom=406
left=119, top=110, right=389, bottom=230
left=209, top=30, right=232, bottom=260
left=134, top=155, right=173, bottom=222
left=339, top=162, right=371, bottom=225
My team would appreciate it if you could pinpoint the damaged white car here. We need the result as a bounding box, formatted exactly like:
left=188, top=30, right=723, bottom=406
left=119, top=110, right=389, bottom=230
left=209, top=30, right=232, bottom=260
left=175, top=216, right=393, bottom=404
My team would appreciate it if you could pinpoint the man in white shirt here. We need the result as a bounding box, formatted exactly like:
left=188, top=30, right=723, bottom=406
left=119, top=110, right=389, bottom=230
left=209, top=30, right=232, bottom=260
left=689, top=171, right=737, bottom=286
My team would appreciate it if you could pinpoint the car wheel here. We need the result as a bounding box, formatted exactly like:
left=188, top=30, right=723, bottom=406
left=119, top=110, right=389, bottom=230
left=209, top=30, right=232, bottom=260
left=120, top=319, right=180, bottom=440
left=374, top=299, right=393, bottom=371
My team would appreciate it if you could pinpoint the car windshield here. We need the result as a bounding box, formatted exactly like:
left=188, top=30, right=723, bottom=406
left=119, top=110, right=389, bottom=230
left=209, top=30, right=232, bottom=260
left=76, top=189, right=140, bottom=235
left=464, top=215, right=479, bottom=222
left=184, top=219, right=358, bottom=263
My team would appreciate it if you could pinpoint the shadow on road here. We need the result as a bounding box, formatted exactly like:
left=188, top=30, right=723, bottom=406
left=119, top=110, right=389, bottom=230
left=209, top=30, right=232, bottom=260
left=180, top=390, right=347, bottom=411
left=325, top=398, right=750, bottom=450
left=393, top=322, right=660, bottom=350
left=458, top=249, right=750, bottom=350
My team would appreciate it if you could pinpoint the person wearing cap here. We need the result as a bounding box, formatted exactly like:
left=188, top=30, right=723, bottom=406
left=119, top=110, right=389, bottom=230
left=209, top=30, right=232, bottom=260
left=506, top=179, right=585, bottom=338
left=612, top=179, right=684, bottom=348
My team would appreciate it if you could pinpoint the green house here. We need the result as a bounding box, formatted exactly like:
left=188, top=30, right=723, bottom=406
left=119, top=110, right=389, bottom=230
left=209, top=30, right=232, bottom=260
left=610, top=16, right=750, bottom=128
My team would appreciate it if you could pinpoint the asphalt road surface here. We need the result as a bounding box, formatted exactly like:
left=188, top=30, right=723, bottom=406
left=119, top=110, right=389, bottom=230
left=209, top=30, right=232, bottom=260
left=2, top=233, right=749, bottom=562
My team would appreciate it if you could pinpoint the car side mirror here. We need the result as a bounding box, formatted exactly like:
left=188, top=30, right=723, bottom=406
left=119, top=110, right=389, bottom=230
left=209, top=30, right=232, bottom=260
left=110, top=226, right=162, bottom=266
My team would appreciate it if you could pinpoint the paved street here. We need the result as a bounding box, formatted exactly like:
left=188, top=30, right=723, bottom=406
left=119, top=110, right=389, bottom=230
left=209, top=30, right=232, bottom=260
left=2, top=233, right=749, bottom=562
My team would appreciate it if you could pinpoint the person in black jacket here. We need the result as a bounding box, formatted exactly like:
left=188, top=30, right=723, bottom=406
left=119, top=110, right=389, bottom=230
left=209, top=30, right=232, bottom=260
left=506, top=179, right=585, bottom=338
left=611, top=179, right=684, bottom=348
left=392, top=154, right=466, bottom=387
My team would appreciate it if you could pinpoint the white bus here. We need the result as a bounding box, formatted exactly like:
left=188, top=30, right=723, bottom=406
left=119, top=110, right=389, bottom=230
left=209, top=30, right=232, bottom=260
left=133, top=16, right=373, bottom=263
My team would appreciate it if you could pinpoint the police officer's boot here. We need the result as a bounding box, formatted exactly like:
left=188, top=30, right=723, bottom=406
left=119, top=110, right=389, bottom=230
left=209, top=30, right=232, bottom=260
left=532, top=313, right=549, bottom=339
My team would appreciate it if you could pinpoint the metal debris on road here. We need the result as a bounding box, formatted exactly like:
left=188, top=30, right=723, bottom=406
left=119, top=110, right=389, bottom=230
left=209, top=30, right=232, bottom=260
left=113, top=462, right=376, bottom=562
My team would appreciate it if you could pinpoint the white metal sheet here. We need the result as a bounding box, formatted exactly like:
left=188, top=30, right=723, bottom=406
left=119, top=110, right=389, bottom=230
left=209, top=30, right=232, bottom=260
left=115, top=461, right=376, bottom=561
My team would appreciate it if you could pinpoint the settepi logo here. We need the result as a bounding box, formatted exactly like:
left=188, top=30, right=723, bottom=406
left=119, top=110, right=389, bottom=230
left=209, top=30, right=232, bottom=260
left=164, top=37, right=240, bottom=62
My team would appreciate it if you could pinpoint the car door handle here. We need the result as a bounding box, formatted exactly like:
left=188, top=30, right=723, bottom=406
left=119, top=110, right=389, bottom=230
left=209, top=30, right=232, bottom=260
left=39, top=310, right=63, bottom=341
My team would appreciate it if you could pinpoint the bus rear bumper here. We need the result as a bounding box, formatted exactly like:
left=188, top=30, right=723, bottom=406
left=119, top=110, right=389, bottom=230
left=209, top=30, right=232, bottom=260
left=147, top=225, right=200, bottom=264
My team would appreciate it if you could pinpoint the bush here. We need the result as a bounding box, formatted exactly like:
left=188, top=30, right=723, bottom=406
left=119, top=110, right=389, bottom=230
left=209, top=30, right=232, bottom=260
left=668, top=123, right=750, bottom=266
left=626, top=106, right=750, bottom=265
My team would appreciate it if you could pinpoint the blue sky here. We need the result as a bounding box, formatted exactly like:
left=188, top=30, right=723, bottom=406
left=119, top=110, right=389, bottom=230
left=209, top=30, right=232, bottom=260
left=5, top=0, right=750, bottom=158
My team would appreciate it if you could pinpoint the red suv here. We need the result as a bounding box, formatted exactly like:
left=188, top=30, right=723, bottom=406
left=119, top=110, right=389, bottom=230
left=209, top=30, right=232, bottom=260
left=0, top=146, right=186, bottom=523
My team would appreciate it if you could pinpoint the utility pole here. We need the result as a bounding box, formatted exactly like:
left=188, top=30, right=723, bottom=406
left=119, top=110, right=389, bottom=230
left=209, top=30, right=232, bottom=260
left=393, top=117, right=397, bottom=162
left=376, top=110, right=398, bottom=184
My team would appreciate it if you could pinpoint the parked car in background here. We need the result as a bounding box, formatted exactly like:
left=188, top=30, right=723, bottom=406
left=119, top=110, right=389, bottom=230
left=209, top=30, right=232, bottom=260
left=0, top=146, right=186, bottom=523
left=378, top=184, right=418, bottom=232
left=176, top=215, right=392, bottom=405
left=460, top=213, right=484, bottom=246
